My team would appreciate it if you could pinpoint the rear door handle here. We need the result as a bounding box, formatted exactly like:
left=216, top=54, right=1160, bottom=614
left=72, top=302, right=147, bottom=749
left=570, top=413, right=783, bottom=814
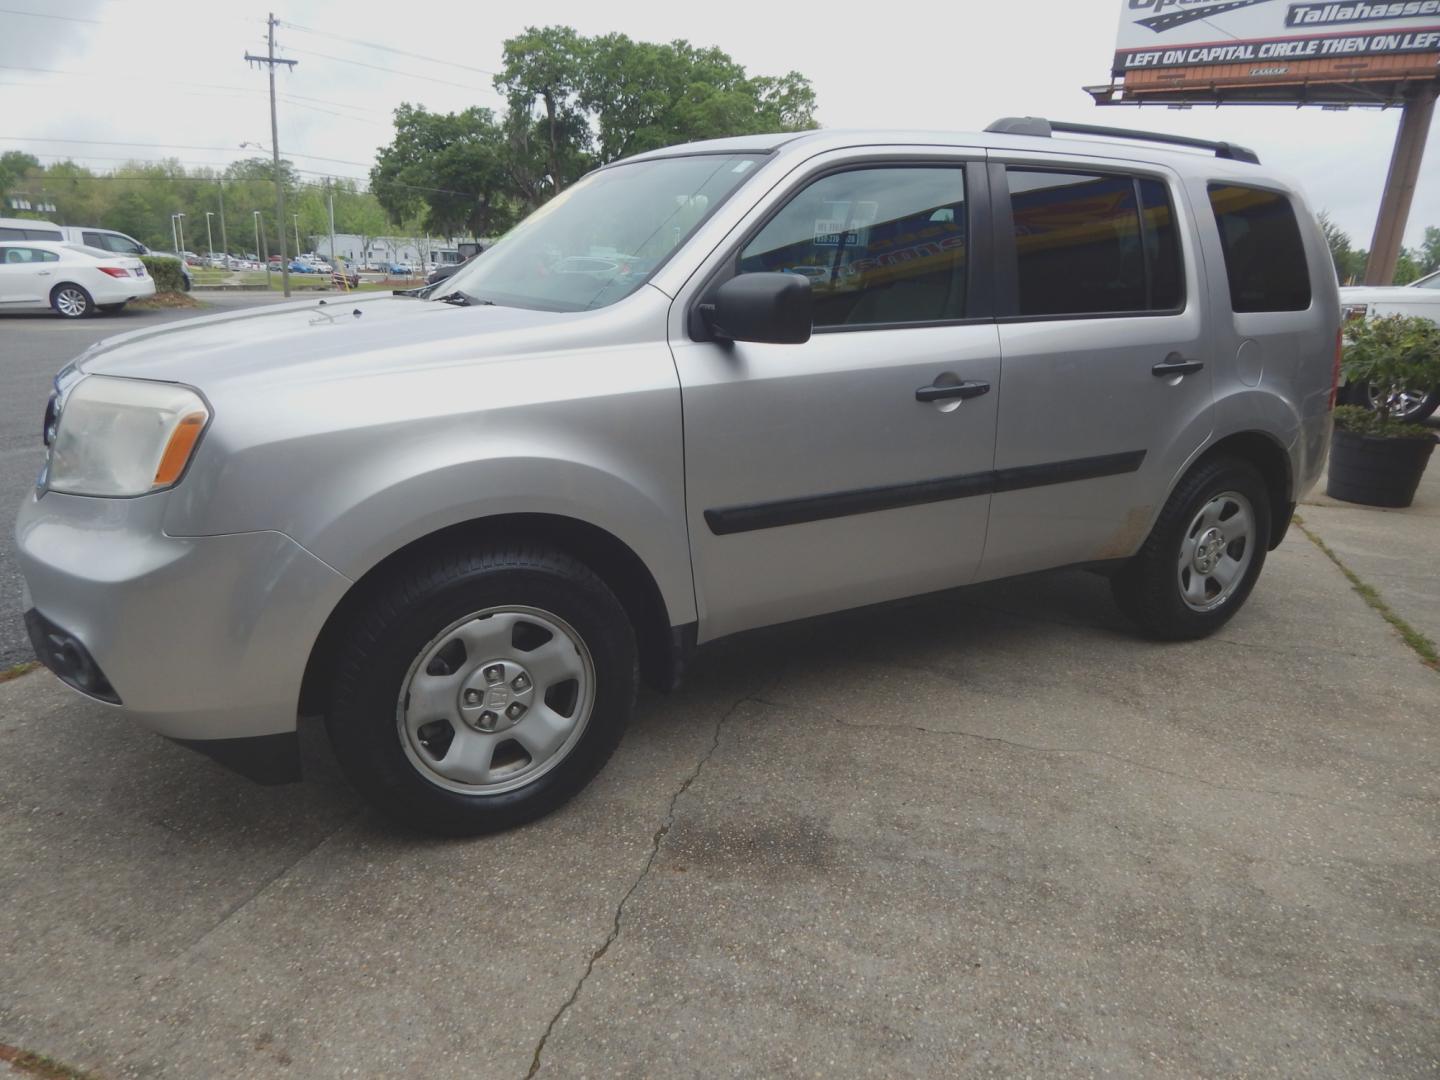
left=36, top=271, right=52, bottom=277
left=916, top=380, right=990, bottom=403
left=1152, top=358, right=1204, bottom=377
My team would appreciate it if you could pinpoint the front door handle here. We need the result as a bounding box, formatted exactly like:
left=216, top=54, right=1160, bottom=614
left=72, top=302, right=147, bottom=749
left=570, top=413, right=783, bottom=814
left=1152, top=358, right=1204, bottom=377
left=916, top=380, right=990, bottom=403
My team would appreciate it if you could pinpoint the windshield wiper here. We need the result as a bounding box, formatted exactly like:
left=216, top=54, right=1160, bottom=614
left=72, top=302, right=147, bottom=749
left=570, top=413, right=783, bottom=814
left=435, top=290, right=493, bottom=307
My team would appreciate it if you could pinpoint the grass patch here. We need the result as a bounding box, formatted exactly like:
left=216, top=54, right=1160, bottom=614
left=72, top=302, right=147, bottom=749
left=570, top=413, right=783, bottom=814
left=1295, top=515, right=1440, bottom=671
left=130, top=291, right=203, bottom=311
left=0, top=660, right=39, bottom=684
left=0, top=1044, right=99, bottom=1080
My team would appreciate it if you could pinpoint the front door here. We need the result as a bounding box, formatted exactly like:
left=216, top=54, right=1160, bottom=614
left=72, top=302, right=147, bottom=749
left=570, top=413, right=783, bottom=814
left=672, top=160, right=1001, bottom=641
left=979, top=160, right=1214, bottom=581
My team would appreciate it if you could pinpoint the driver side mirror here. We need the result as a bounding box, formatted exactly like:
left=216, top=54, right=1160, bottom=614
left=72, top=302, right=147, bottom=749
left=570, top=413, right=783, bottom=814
left=701, top=272, right=812, bottom=345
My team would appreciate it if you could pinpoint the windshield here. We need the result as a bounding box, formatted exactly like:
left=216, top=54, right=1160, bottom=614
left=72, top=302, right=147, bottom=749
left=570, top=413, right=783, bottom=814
left=440, top=153, right=764, bottom=311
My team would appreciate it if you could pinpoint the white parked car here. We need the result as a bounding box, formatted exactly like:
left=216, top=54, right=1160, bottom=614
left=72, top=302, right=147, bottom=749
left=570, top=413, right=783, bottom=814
left=1338, top=272, right=1440, bottom=421
left=0, top=241, right=155, bottom=317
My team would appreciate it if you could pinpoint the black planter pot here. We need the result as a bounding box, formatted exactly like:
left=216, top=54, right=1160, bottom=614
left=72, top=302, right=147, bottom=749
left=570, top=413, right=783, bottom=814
left=1326, top=427, right=1437, bottom=508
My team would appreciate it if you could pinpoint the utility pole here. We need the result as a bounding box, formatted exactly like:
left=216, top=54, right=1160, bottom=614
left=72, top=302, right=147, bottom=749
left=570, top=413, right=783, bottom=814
left=246, top=14, right=296, bottom=297
left=327, top=181, right=337, bottom=283
left=218, top=178, right=228, bottom=256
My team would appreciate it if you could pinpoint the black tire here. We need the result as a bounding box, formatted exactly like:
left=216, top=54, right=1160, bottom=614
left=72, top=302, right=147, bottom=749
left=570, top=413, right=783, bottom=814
left=1111, top=456, right=1271, bottom=640
left=50, top=283, right=94, bottom=319
left=326, top=544, right=637, bottom=836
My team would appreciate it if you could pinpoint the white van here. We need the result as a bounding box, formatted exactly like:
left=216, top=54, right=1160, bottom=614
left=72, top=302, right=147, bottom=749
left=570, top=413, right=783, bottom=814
left=0, top=216, right=64, bottom=242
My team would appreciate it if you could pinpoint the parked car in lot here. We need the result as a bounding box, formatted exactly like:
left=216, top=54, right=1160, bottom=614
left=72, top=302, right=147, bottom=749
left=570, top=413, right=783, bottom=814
left=1338, top=273, right=1440, bottom=421
left=0, top=240, right=155, bottom=317
left=17, top=120, right=1339, bottom=834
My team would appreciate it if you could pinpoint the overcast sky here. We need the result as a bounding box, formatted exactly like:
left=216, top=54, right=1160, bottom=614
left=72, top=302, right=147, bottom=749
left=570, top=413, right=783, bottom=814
left=3, top=0, right=1439, bottom=249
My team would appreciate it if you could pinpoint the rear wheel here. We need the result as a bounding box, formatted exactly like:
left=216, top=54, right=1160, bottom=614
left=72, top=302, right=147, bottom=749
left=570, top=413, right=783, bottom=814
left=326, top=545, right=637, bottom=836
left=1112, top=456, right=1271, bottom=640
left=50, top=283, right=93, bottom=318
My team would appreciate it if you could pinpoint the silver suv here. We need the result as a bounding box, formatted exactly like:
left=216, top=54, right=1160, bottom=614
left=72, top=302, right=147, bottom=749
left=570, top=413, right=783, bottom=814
left=16, top=119, right=1339, bottom=835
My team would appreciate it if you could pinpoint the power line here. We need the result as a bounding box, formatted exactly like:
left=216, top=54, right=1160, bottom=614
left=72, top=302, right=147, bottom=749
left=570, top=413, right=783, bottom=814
left=0, top=136, right=373, bottom=167
left=0, top=5, right=103, bottom=24
left=279, top=20, right=498, bottom=77
left=280, top=47, right=504, bottom=96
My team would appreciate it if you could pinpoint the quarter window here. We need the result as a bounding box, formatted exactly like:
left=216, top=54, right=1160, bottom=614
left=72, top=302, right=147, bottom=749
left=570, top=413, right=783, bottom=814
left=1208, top=184, right=1312, bottom=312
left=739, top=166, right=967, bottom=328
left=1007, top=169, right=1183, bottom=318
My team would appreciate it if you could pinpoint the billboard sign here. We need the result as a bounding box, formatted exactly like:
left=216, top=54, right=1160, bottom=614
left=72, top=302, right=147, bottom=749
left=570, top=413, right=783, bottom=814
left=1114, top=0, right=1440, bottom=75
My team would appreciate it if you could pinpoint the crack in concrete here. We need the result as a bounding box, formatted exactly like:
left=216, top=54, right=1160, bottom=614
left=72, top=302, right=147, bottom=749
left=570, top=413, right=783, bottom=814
left=751, top=696, right=1414, bottom=818
left=523, top=695, right=744, bottom=1079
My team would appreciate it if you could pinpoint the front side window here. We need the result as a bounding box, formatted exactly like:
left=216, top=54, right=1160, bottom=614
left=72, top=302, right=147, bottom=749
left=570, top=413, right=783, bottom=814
left=441, top=153, right=763, bottom=312
left=1208, top=184, right=1311, bottom=312
left=102, top=233, right=143, bottom=255
left=1008, top=169, right=1183, bottom=318
left=739, top=166, right=967, bottom=328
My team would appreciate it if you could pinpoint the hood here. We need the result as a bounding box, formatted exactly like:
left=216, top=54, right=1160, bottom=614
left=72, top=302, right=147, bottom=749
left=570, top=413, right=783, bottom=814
left=1337, top=284, right=1426, bottom=304
left=74, top=293, right=587, bottom=387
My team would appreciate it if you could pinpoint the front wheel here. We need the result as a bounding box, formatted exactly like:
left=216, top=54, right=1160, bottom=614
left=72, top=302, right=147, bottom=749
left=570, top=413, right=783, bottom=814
left=1363, top=383, right=1440, bottom=423
left=50, top=283, right=94, bottom=318
left=1111, top=456, right=1271, bottom=640
left=326, top=545, right=637, bottom=836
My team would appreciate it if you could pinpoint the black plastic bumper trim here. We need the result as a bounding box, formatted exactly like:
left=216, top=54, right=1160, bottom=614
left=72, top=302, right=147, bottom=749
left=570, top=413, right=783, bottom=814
left=23, top=607, right=121, bottom=704
left=704, top=450, right=1146, bottom=535
left=169, top=732, right=302, bottom=785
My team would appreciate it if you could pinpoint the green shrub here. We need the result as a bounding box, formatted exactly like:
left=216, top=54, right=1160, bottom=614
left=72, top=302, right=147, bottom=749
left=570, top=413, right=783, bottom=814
left=1341, top=313, right=1440, bottom=425
left=1332, top=404, right=1436, bottom=440
left=140, top=255, right=186, bottom=293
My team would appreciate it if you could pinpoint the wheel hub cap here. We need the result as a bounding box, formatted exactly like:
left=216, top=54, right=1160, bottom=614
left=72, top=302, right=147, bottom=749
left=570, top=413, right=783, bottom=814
left=1192, top=527, right=1226, bottom=574
left=459, top=659, right=534, bottom=732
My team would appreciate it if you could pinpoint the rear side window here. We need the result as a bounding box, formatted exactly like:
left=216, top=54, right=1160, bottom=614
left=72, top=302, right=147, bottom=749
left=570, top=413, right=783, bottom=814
left=25, top=227, right=62, bottom=241
left=1207, top=184, right=1311, bottom=312
left=1006, top=169, right=1183, bottom=318
left=740, top=165, right=967, bottom=328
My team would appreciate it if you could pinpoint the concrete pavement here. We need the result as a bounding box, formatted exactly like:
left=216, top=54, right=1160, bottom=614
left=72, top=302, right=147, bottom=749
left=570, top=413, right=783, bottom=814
left=1, top=483, right=1436, bottom=1078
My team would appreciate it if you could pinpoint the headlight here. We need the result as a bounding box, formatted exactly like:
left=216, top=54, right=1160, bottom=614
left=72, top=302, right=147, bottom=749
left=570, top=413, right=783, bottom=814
left=45, top=375, right=210, bottom=497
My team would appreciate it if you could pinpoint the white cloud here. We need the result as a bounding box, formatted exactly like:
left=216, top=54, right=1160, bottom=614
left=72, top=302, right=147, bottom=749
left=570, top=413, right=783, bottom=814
left=1, top=0, right=1435, bottom=250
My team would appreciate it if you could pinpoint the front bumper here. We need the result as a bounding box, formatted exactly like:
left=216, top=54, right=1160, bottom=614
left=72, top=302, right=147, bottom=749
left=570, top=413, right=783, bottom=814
left=15, top=487, right=351, bottom=744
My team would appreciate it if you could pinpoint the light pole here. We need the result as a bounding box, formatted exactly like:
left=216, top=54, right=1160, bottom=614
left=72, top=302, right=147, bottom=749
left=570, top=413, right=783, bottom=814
left=174, top=212, right=186, bottom=257
left=254, top=210, right=271, bottom=288
left=170, top=214, right=179, bottom=254
left=292, top=213, right=301, bottom=257
left=205, top=211, right=215, bottom=261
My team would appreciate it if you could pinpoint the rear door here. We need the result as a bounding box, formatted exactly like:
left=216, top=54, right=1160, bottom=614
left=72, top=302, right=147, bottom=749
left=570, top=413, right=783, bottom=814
left=672, top=153, right=1002, bottom=640
left=979, top=156, right=1213, bottom=581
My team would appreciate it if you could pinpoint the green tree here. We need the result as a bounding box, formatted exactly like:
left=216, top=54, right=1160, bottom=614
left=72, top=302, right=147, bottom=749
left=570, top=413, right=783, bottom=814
left=0, top=150, right=40, bottom=204
left=373, top=26, right=819, bottom=230
left=371, top=104, right=520, bottom=236
left=1417, top=225, right=1440, bottom=275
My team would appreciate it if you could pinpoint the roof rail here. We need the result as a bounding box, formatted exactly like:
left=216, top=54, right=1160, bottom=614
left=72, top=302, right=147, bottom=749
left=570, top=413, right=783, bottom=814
left=985, top=117, right=1260, bottom=165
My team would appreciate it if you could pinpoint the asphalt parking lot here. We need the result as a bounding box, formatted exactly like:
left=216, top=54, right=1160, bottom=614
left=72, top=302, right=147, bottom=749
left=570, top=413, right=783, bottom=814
left=1, top=296, right=1437, bottom=1077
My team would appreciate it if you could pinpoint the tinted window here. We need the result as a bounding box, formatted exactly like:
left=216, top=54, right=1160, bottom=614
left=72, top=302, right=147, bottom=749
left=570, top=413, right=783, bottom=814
left=740, top=166, right=967, bottom=327
left=1, top=247, right=57, bottom=264
left=0, top=227, right=22, bottom=240
left=82, top=231, right=104, bottom=247
left=25, top=227, right=62, bottom=241
left=1008, top=169, right=1183, bottom=317
left=1208, top=184, right=1311, bottom=312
